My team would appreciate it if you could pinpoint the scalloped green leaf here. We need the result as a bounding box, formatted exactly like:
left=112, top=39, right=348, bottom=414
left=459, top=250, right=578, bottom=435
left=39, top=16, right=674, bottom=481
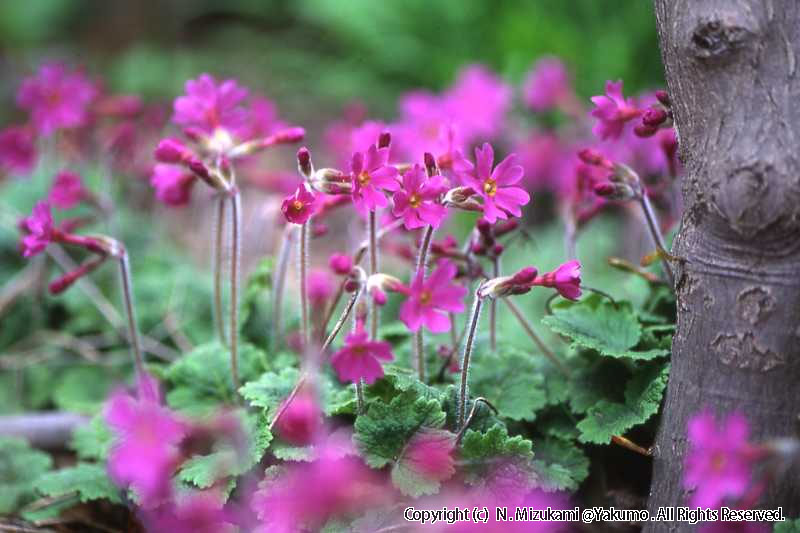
left=459, top=424, right=534, bottom=486
left=531, top=438, right=589, bottom=491
left=70, top=415, right=113, bottom=461
left=36, top=463, right=121, bottom=504
left=391, top=428, right=456, bottom=497
left=0, top=437, right=53, bottom=513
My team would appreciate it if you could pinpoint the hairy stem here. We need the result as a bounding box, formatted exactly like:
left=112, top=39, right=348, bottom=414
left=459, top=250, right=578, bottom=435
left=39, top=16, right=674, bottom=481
left=299, top=221, right=310, bottom=347
left=118, top=251, right=144, bottom=376
left=638, top=193, right=674, bottom=286
left=457, top=292, right=484, bottom=429
left=272, top=224, right=294, bottom=349
left=489, top=256, right=499, bottom=350
left=368, top=210, right=379, bottom=339
left=501, top=298, right=570, bottom=376
left=229, top=191, right=242, bottom=394
left=321, top=287, right=362, bottom=353
left=213, top=195, right=227, bottom=345
left=413, top=225, right=435, bottom=382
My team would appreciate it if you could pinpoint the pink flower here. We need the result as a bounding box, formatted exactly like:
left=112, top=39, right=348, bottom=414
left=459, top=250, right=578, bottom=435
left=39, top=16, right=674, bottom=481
left=307, top=269, right=334, bottom=306
left=281, top=183, right=318, bottom=224
left=399, top=260, right=467, bottom=333
left=349, top=144, right=399, bottom=214
left=0, top=125, right=36, bottom=175
left=328, top=253, right=353, bottom=275
left=391, top=164, right=448, bottom=229
left=19, top=202, right=54, bottom=258
left=590, top=80, right=641, bottom=140
left=141, top=490, right=233, bottom=533
left=401, top=428, right=455, bottom=482
left=173, top=74, right=249, bottom=136
left=523, top=57, right=573, bottom=112
left=443, top=65, right=511, bottom=141
left=275, top=387, right=322, bottom=446
left=456, top=143, right=530, bottom=224
left=150, top=164, right=196, bottom=207
left=684, top=410, right=757, bottom=509
left=330, top=321, right=394, bottom=385
left=49, top=171, right=87, bottom=209
left=245, top=96, right=287, bottom=139
left=105, top=374, right=187, bottom=507
left=16, top=62, right=97, bottom=135
left=532, top=260, right=581, bottom=300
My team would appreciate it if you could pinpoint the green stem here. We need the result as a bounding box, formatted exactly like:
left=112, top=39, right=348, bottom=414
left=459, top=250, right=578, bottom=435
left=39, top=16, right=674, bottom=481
left=229, top=191, right=242, bottom=395
left=413, top=225, right=435, bottom=382
left=299, top=221, right=310, bottom=348
left=489, top=256, right=499, bottom=350
left=368, top=210, right=379, bottom=340
left=458, top=292, right=484, bottom=429
left=118, top=251, right=144, bottom=376
left=272, top=224, right=294, bottom=350
left=213, top=195, right=227, bottom=345
left=638, top=193, right=674, bottom=286
left=502, top=297, right=570, bottom=376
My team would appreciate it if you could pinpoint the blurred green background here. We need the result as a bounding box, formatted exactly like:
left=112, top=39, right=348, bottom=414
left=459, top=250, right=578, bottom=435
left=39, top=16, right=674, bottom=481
left=0, top=0, right=663, bottom=124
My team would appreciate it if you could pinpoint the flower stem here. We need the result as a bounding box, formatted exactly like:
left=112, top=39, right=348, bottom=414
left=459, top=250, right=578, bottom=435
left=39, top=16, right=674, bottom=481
left=272, top=224, right=295, bottom=350
left=299, top=221, right=310, bottom=348
left=638, top=193, right=674, bottom=286
left=413, top=225, right=435, bottom=382
left=117, top=251, right=144, bottom=376
left=368, top=210, right=379, bottom=340
left=213, top=195, right=227, bottom=346
left=229, top=190, right=242, bottom=395
left=489, top=256, right=499, bottom=351
left=611, top=434, right=652, bottom=456
left=356, top=379, right=366, bottom=414
left=564, top=212, right=577, bottom=260
left=458, top=291, right=483, bottom=430
left=501, top=298, right=570, bottom=376
left=321, top=281, right=363, bottom=353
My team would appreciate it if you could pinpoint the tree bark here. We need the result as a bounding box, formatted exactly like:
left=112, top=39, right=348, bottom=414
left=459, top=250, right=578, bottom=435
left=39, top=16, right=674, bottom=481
left=648, top=1, right=800, bottom=530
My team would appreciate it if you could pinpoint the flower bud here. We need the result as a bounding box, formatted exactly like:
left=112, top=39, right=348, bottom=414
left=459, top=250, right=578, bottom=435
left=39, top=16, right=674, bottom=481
left=329, top=253, right=353, bottom=276
left=634, top=123, right=658, bottom=138
left=494, top=219, right=519, bottom=236
left=655, top=90, right=670, bottom=107
left=297, top=147, right=313, bottom=178
left=154, top=138, right=191, bottom=163
left=377, top=131, right=391, bottom=149
left=578, top=148, right=614, bottom=170
left=593, top=181, right=637, bottom=201
left=491, top=243, right=504, bottom=257
left=311, top=168, right=352, bottom=195
left=424, top=152, right=438, bottom=176
left=476, top=218, right=493, bottom=237
left=366, top=273, right=405, bottom=298
left=477, top=266, right=538, bottom=299
left=642, top=108, right=668, bottom=127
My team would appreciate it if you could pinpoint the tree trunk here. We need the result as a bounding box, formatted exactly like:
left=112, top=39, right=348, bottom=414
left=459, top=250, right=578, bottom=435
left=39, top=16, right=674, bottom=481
left=647, top=1, right=800, bottom=530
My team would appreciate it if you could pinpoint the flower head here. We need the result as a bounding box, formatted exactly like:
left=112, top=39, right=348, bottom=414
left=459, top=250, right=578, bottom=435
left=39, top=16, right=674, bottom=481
left=532, top=260, right=582, bottom=300
left=16, top=62, right=97, bottom=135
left=684, top=410, right=757, bottom=509
left=141, top=490, right=233, bottom=533
left=590, top=80, right=641, bottom=140
left=105, top=374, right=187, bottom=507
left=275, top=387, right=323, bottom=446
left=19, top=202, right=54, bottom=258
left=307, top=269, right=335, bottom=306
left=49, top=171, right=87, bottom=209
left=0, top=125, right=36, bottom=175
left=443, top=65, right=511, bottom=142
left=173, top=74, right=249, bottom=137
left=330, top=321, right=394, bottom=385
left=350, top=144, right=399, bottom=214
left=456, top=143, right=530, bottom=224
left=328, top=253, right=353, bottom=276
left=523, top=57, right=573, bottom=112
left=150, top=164, right=196, bottom=207
left=391, top=164, right=448, bottom=229
left=281, top=183, right=318, bottom=224
left=399, top=260, right=467, bottom=333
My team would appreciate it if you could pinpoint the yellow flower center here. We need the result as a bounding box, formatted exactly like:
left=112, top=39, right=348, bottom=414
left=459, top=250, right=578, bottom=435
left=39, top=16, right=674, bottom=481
left=419, top=290, right=432, bottom=305
left=292, top=200, right=304, bottom=211
left=352, top=345, right=366, bottom=356
left=483, top=179, right=498, bottom=197
left=409, top=193, right=422, bottom=208
left=358, top=171, right=371, bottom=187
left=710, top=452, right=727, bottom=472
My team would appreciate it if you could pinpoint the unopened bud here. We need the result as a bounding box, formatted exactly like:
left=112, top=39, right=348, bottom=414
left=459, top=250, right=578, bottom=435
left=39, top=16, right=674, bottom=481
left=378, top=131, right=391, bottom=149
left=578, top=148, right=613, bottom=169
left=655, top=90, right=670, bottom=107
left=344, top=266, right=367, bottom=293
left=312, top=222, right=328, bottom=238
left=634, top=123, right=658, bottom=138
left=366, top=273, right=405, bottom=297
left=329, top=253, right=353, bottom=275
left=593, top=181, right=637, bottom=201
left=470, top=242, right=486, bottom=256
left=443, top=186, right=476, bottom=206
left=311, top=168, right=352, bottom=194
left=491, top=244, right=504, bottom=257
left=182, top=127, right=206, bottom=143
left=642, top=108, right=668, bottom=127
left=476, top=218, right=493, bottom=237
left=495, top=219, right=519, bottom=236
left=423, top=152, right=438, bottom=176
left=297, top=147, right=313, bottom=178
left=155, top=138, right=191, bottom=163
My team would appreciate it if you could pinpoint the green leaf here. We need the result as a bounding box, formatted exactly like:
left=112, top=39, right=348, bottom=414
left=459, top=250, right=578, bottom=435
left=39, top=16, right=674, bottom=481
left=0, top=437, right=53, bottom=513
left=469, top=345, right=548, bottom=422
left=531, top=438, right=589, bottom=491
left=70, top=415, right=113, bottom=461
left=391, top=428, right=456, bottom=497
left=577, top=363, right=669, bottom=444
left=52, top=366, right=115, bottom=414
left=37, top=463, right=121, bottom=504
left=459, top=424, right=534, bottom=486
left=567, top=358, right=628, bottom=414
left=774, top=519, right=800, bottom=533
left=354, top=390, right=446, bottom=469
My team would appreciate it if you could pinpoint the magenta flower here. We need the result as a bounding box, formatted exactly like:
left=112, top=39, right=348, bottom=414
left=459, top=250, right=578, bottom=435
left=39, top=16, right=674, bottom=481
left=443, top=65, right=511, bottom=142
left=328, top=252, right=353, bottom=275
left=456, top=143, right=530, bottom=224
left=401, top=429, right=455, bottom=482
left=0, top=125, right=36, bottom=175
left=590, top=80, right=641, bottom=140
left=684, top=410, right=758, bottom=509
left=523, top=57, right=573, bottom=112
left=49, top=171, right=87, bottom=209
left=141, top=490, right=233, bottom=533
left=16, top=62, right=97, bottom=135
left=281, top=183, right=318, bottom=224
left=391, top=164, right=448, bottom=229
left=105, top=374, right=187, bottom=507
left=399, top=260, right=467, bottom=333
left=150, top=164, right=196, bottom=207
left=173, top=74, right=249, bottom=136
left=307, top=269, right=334, bottom=306
left=532, top=260, right=582, bottom=300
left=19, top=202, right=54, bottom=258
left=330, top=321, right=394, bottom=385
left=275, top=387, right=322, bottom=446
left=349, top=144, right=399, bottom=214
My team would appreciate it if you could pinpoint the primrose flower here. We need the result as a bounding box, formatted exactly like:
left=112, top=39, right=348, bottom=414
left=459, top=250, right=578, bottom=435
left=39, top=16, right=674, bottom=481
left=49, top=171, right=87, bottom=209
left=150, top=164, right=196, bottom=207
left=399, top=260, right=467, bottom=333
left=684, top=410, right=758, bottom=509
left=173, top=74, right=249, bottom=137
left=456, top=143, right=530, bottom=224
left=19, top=202, right=54, bottom=258
left=275, top=387, right=323, bottom=446
left=391, top=164, right=448, bottom=229
left=105, top=374, right=187, bottom=507
left=443, top=65, right=511, bottom=141
left=349, top=144, right=399, bottom=214
left=307, top=269, right=335, bottom=306
left=141, top=490, right=233, bottom=533
left=590, top=80, right=641, bottom=140
left=16, top=62, right=97, bottom=135
left=328, top=252, right=353, bottom=275
left=532, top=260, right=582, bottom=300
left=281, top=183, right=318, bottom=224
left=523, top=57, right=572, bottom=112
left=0, top=125, right=36, bottom=175
left=330, top=321, right=394, bottom=385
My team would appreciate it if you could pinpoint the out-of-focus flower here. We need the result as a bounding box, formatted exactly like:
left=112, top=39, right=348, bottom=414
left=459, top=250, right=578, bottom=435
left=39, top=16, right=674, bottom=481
left=392, top=164, right=448, bottom=229
left=350, top=144, right=399, bottom=214
left=49, top=170, right=87, bottom=209
left=443, top=65, right=511, bottom=142
left=684, top=410, right=758, bottom=509
left=523, top=57, right=573, bottom=112
left=0, top=125, right=36, bottom=175
left=19, top=202, right=54, bottom=258
left=532, top=260, right=582, bottom=300
left=456, top=143, right=530, bottom=224
left=173, top=74, right=249, bottom=138
left=590, top=80, right=641, bottom=140
left=330, top=320, right=394, bottom=385
left=307, top=269, right=335, bottom=306
left=515, top=133, right=572, bottom=192
left=105, top=374, right=187, bottom=507
left=16, top=62, right=97, bottom=135
left=275, top=386, right=323, bottom=446
left=141, top=490, right=234, bottom=533
left=281, top=183, right=318, bottom=224
left=401, top=428, right=456, bottom=483
left=329, top=253, right=353, bottom=276
left=150, top=164, right=196, bottom=207
left=245, top=96, right=287, bottom=139
left=399, top=260, right=467, bottom=333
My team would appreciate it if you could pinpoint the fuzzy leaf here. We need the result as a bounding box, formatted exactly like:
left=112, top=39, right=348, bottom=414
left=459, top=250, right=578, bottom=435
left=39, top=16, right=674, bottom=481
left=459, top=424, right=534, bottom=486
left=531, top=438, right=589, bottom=491
left=567, top=358, right=628, bottom=414
left=354, top=390, right=446, bottom=469
left=577, top=363, right=669, bottom=444
left=70, top=415, right=113, bottom=461
left=52, top=366, right=114, bottom=414
left=0, top=437, right=53, bottom=513
left=37, top=463, right=121, bottom=504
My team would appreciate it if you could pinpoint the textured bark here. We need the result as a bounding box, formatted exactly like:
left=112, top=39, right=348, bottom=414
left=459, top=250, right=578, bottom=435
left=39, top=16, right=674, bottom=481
left=647, top=2, right=800, bottom=530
